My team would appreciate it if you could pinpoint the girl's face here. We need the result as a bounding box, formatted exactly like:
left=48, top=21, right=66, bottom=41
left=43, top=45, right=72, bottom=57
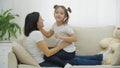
left=37, top=16, right=44, bottom=29
left=54, top=7, right=66, bottom=23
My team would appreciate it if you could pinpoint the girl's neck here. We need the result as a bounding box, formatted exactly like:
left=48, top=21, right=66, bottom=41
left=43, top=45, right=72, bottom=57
left=56, top=21, right=64, bottom=26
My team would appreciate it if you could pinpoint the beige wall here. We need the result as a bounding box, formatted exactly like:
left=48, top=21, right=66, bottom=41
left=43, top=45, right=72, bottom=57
left=0, top=0, right=120, bottom=28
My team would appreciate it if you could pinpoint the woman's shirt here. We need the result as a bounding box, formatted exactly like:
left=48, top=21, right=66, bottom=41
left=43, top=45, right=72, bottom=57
left=23, top=31, right=45, bottom=63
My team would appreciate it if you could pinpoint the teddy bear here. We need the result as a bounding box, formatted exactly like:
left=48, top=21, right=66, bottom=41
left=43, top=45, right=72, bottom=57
left=99, top=26, right=120, bottom=65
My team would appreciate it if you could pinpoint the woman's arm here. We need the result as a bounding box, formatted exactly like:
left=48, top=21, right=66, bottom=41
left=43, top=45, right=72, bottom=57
left=37, top=40, right=69, bottom=57
left=39, top=28, right=54, bottom=38
left=55, top=33, right=77, bottom=43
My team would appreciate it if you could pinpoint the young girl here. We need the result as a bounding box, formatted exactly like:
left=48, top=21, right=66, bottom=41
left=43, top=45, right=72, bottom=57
left=39, top=5, right=76, bottom=68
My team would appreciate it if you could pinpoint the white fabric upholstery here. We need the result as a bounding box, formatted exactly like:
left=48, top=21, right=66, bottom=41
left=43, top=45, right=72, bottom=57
left=8, top=51, right=18, bottom=68
left=8, top=25, right=120, bottom=68
left=73, top=26, right=115, bottom=55
left=44, top=26, right=115, bottom=55
left=12, top=42, right=40, bottom=67
left=18, top=64, right=41, bottom=68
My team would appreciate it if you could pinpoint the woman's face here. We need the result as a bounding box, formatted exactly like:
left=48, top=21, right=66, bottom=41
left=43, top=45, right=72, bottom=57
left=37, top=16, right=44, bottom=29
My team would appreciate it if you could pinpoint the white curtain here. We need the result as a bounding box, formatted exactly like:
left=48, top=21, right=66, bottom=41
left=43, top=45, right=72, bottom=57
left=0, top=0, right=120, bottom=27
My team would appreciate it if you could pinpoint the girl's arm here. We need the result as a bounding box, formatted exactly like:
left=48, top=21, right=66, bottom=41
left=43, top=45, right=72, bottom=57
left=39, top=28, right=54, bottom=38
left=37, top=40, right=69, bottom=57
left=55, top=33, right=77, bottom=43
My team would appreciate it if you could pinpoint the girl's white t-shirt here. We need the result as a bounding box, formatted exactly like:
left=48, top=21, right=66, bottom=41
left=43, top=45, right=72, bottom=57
left=52, top=23, right=76, bottom=52
left=23, top=31, right=45, bottom=63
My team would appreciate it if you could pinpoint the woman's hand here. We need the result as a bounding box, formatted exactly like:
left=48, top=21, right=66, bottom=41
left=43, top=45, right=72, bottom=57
left=59, top=41, right=71, bottom=48
left=55, top=33, right=63, bottom=39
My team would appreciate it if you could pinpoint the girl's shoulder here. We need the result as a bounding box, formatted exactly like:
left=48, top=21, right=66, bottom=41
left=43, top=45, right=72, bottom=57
left=53, top=22, right=56, bottom=26
left=52, top=23, right=56, bottom=27
left=64, top=24, right=72, bottom=28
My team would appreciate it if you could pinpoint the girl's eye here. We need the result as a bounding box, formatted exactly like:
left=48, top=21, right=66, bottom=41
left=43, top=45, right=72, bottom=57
left=55, top=11, right=64, bottom=15
left=55, top=12, right=59, bottom=14
left=60, top=13, right=64, bottom=15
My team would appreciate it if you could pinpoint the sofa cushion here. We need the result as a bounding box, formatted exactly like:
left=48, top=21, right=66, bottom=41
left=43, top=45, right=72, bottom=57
left=8, top=51, right=18, bottom=68
left=72, top=65, right=110, bottom=68
left=15, top=35, right=26, bottom=46
left=43, top=26, right=115, bottom=55
left=73, top=26, right=115, bottom=55
left=18, top=64, right=40, bottom=68
left=12, top=42, right=40, bottom=67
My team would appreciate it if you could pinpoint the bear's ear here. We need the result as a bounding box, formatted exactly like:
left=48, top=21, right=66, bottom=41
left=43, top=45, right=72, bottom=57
left=117, top=27, right=120, bottom=30
left=99, top=38, right=112, bottom=49
left=113, top=26, right=120, bottom=39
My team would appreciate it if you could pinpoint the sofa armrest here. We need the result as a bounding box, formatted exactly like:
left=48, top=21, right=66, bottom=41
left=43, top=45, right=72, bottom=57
left=8, top=51, right=18, bottom=68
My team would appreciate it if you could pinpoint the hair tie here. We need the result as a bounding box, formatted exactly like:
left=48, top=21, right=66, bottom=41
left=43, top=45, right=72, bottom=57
left=67, top=7, right=72, bottom=13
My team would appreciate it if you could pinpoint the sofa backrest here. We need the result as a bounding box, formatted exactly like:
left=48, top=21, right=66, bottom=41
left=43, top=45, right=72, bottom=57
left=73, top=26, right=115, bottom=55
left=16, top=26, right=115, bottom=56
left=44, top=26, right=115, bottom=55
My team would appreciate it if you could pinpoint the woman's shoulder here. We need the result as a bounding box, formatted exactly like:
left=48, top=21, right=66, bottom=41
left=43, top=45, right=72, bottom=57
left=30, top=30, right=42, bottom=36
left=31, top=30, right=41, bottom=33
left=29, top=30, right=44, bottom=41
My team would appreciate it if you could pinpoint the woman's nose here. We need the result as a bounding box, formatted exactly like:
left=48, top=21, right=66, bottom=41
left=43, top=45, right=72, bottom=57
left=42, top=19, right=44, bottom=22
left=41, top=18, right=44, bottom=22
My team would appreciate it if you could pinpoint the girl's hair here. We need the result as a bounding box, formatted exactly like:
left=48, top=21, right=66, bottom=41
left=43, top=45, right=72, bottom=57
left=24, top=12, right=40, bottom=36
left=54, top=5, right=72, bottom=24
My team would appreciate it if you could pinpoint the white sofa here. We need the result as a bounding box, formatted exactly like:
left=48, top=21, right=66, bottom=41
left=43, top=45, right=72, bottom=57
left=8, top=26, right=120, bottom=68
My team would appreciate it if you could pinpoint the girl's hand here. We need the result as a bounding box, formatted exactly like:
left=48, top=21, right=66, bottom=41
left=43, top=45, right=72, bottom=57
left=37, top=21, right=44, bottom=30
left=37, top=25, right=42, bottom=30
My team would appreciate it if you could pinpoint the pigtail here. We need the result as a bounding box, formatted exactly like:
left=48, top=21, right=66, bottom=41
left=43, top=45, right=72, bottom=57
left=67, top=7, right=72, bottom=13
left=54, top=5, right=58, bottom=9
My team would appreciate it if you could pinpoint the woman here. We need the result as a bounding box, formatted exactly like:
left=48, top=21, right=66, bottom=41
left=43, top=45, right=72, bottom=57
left=23, top=12, right=111, bottom=67
left=23, top=12, right=70, bottom=66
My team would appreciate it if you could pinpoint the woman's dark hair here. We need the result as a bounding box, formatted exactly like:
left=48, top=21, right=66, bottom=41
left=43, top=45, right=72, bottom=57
left=54, top=5, right=72, bottom=24
left=24, top=12, right=40, bottom=36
